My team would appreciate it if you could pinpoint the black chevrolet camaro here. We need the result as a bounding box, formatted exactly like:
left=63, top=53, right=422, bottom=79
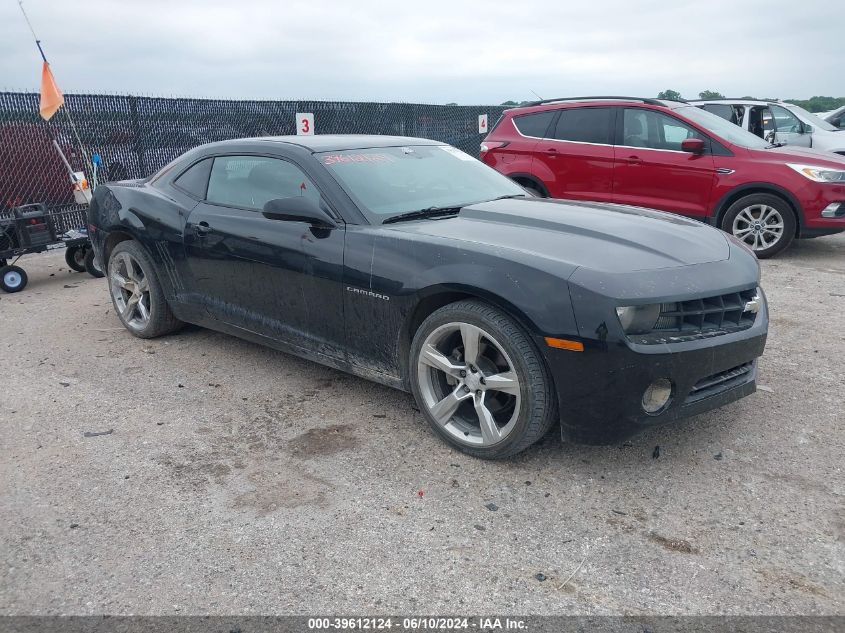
left=88, top=135, right=768, bottom=458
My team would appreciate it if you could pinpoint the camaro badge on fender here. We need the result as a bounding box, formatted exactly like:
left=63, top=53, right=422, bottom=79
left=346, top=286, right=390, bottom=301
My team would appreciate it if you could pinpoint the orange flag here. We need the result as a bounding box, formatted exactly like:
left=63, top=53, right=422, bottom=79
left=39, top=61, right=64, bottom=120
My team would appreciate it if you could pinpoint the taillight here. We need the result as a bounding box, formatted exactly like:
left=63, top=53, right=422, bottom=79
left=480, top=141, right=509, bottom=155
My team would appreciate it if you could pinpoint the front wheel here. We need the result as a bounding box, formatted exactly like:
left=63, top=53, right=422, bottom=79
left=721, top=194, right=796, bottom=258
left=409, top=300, right=557, bottom=459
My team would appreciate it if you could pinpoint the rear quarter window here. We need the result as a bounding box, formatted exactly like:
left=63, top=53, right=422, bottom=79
left=173, top=158, right=212, bottom=199
left=512, top=111, right=556, bottom=138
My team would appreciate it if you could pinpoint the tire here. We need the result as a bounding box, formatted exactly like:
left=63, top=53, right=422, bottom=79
left=721, top=193, right=796, bottom=259
left=84, top=248, right=105, bottom=278
left=409, top=299, right=557, bottom=459
left=0, top=265, right=28, bottom=293
left=65, top=246, right=86, bottom=272
left=519, top=182, right=545, bottom=198
left=107, top=240, right=182, bottom=338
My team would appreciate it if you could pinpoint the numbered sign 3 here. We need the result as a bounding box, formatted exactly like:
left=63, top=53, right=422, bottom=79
left=478, top=113, right=488, bottom=134
left=296, top=112, right=315, bottom=136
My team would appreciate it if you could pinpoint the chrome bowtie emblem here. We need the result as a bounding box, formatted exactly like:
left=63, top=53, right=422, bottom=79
left=743, top=296, right=761, bottom=314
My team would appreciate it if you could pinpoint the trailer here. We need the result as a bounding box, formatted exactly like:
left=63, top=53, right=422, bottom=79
left=0, top=203, right=104, bottom=293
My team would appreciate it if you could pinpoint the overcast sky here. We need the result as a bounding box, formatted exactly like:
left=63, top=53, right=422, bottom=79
left=1, top=0, right=840, bottom=103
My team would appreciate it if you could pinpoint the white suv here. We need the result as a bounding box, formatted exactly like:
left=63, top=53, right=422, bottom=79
left=691, top=99, right=845, bottom=156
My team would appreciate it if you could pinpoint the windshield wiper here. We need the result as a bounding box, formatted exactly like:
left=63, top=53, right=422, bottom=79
left=381, top=194, right=529, bottom=224
left=382, top=206, right=463, bottom=224
left=487, top=194, right=529, bottom=201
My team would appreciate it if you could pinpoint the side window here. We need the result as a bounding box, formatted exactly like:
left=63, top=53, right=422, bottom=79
left=622, top=109, right=703, bottom=151
left=512, top=111, right=556, bottom=137
left=552, top=107, right=612, bottom=144
left=206, top=156, right=320, bottom=210
left=770, top=105, right=802, bottom=133
left=702, top=104, right=739, bottom=125
left=173, top=158, right=212, bottom=199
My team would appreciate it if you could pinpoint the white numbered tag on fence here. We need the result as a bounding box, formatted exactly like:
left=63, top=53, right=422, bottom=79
left=296, top=112, right=315, bottom=136
left=478, top=113, right=488, bottom=134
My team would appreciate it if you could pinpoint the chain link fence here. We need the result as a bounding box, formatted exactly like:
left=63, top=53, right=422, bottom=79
left=0, top=92, right=506, bottom=210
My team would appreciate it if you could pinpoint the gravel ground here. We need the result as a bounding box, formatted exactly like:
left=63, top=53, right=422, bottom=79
left=1, top=236, right=843, bottom=616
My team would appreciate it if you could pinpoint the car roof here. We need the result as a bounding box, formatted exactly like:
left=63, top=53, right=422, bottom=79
left=690, top=99, right=782, bottom=106
left=504, top=97, right=687, bottom=115
left=206, top=134, right=444, bottom=152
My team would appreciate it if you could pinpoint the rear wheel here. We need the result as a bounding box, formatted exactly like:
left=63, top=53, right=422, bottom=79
left=84, top=248, right=105, bottom=278
left=409, top=300, right=557, bottom=459
left=65, top=246, right=86, bottom=272
left=108, top=241, right=182, bottom=338
left=0, top=265, right=28, bottom=293
left=721, top=193, right=795, bottom=258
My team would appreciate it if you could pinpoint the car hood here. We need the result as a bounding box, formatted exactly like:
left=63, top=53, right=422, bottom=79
left=386, top=198, right=731, bottom=274
left=762, top=144, right=845, bottom=165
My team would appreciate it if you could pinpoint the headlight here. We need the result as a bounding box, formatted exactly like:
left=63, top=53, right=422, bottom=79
left=616, top=304, right=661, bottom=334
left=786, top=163, right=845, bottom=183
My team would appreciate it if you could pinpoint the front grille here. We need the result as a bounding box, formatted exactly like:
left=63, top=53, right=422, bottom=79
left=631, top=288, right=759, bottom=344
left=686, top=362, right=754, bottom=403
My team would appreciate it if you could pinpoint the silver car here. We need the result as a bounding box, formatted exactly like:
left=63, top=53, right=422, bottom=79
left=691, top=99, right=845, bottom=156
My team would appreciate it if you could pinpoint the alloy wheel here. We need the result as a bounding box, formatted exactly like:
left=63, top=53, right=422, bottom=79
left=109, top=252, right=152, bottom=331
left=732, top=204, right=785, bottom=251
left=416, top=322, right=522, bottom=447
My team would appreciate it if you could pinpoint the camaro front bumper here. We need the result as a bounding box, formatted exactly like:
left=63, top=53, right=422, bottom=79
left=539, top=302, right=768, bottom=445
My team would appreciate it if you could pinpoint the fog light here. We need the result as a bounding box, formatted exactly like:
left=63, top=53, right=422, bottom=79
left=821, top=203, right=845, bottom=218
left=642, top=378, right=673, bottom=414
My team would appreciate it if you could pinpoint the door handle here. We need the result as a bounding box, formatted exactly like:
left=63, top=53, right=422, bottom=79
left=194, top=221, right=212, bottom=236
left=623, top=155, right=642, bottom=165
left=544, top=147, right=558, bottom=154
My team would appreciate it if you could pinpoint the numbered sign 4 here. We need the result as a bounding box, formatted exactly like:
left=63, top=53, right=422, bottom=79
left=296, top=112, right=315, bottom=136
left=478, top=113, right=488, bottom=134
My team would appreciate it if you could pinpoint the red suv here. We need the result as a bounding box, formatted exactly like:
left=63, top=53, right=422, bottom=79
left=481, top=96, right=845, bottom=257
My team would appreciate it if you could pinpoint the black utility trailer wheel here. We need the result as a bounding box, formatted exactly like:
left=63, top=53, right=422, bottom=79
left=84, top=248, right=105, bottom=278
left=65, top=245, right=87, bottom=272
left=0, top=265, right=28, bottom=293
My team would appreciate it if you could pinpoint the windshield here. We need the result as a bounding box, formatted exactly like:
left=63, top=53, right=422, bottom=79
left=677, top=105, right=773, bottom=149
left=317, top=145, right=526, bottom=222
left=784, top=104, right=840, bottom=132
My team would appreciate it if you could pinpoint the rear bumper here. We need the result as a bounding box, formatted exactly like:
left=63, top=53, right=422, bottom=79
left=541, top=307, right=768, bottom=445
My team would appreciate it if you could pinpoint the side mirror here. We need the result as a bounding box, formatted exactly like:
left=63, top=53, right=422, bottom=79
left=262, top=197, right=337, bottom=228
left=802, top=124, right=813, bottom=134
left=681, top=138, right=706, bottom=155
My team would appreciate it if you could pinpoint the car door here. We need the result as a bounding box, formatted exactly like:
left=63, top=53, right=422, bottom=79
left=182, top=154, right=346, bottom=358
left=612, top=107, right=716, bottom=218
left=768, top=105, right=812, bottom=147
left=532, top=107, right=615, bottom=202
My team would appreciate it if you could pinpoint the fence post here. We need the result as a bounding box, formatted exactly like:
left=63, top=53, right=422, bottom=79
left=128, top=95, right=146, bottom=177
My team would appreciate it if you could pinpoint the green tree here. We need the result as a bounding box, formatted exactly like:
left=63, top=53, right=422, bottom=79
left=657, top=89, right=682, bottom=101
left=784, top=96, right=845, bottom=112
left=698, top=90, right=725, bottom=99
